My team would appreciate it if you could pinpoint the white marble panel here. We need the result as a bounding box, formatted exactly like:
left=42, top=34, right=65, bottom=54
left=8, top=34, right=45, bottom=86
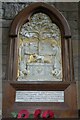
left=15, top=91, right=64, bottom=102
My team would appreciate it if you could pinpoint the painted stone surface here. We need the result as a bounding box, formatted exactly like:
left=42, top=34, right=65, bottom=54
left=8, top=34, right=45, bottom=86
left=18, top=13, right=62, bottom=81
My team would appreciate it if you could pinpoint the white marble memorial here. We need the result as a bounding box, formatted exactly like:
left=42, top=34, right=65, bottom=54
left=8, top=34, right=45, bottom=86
left=18, top=13, right=62, bottom=81
left=15, top=91, right=64, bottom=102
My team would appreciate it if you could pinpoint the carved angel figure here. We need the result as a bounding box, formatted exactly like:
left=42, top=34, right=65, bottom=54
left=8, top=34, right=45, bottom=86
left=52, top=43, right=62, bottom=79
left=19, top=60, right=27, bottom=78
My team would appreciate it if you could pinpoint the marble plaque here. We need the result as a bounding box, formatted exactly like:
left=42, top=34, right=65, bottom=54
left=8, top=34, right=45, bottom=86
left=15, top=91, right=64, bottom=102
left=18, top=13, right=62, bottom=81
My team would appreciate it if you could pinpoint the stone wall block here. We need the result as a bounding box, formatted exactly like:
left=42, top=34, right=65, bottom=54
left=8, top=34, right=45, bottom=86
left=2, top=65, right=6, bottom=80
left=0, top=93, right=2, bottom=113
left=0, top=62, right=2, bottom=85
left=55, top=2, right=78, bottom=11
left=0, top=19, right=12, bottom=28
left=73, top=56, right=78, bottom=81
left=2, top=44, right=8, bottom=55
left=0, top=2, right=2, bottom=9
left=2, top=28, right=9, bottom=44
left=2, top=3, right=29, bottom=19
left=0, top=8, right=4, bottom=19
left=72, top=40, right=78, bottom=56
left=71, top=29, right=78, bottom=40
left=0, top=44, right=2, bottom=55
left=2, top=56, right=7, bottom=65
left=68, top=21, right=78, bottom=30
left=0, top=27, right=2, bottom=46
left=0, top=77, right=2, bottom=92
left=67, top=11, right=78, bottom=21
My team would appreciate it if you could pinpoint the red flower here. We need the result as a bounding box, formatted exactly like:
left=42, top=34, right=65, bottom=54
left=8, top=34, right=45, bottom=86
left=17, top=110, right=29, bottom=119
left=42, top=110, right=54, bottom=119
left=34, top=109, right=41, bottom=118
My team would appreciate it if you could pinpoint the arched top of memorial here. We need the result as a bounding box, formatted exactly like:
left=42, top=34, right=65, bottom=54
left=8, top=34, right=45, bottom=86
left=9, top=2, right=71, bottom=38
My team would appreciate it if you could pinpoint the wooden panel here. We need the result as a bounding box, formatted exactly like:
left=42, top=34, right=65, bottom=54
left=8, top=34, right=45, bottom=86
left=10, top=81, right=72, bottom=91
left=2, top=81, right=15, bottom=118
left=65, top=83, right=77, bottom=109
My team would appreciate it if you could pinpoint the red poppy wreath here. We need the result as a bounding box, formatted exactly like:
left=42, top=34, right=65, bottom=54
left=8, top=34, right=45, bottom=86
left=11, top=109, right=55, bottom=119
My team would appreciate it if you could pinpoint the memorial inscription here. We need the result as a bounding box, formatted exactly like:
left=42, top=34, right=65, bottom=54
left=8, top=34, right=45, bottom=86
left=15, top=91, right=64, bottom=102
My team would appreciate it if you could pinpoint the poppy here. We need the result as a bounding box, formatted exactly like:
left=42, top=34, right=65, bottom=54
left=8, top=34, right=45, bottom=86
left=42, top=110, right=54, bottom=119
left=17, top=109, right=29, bottom=119
left=34, top=109, right=41, bottom=118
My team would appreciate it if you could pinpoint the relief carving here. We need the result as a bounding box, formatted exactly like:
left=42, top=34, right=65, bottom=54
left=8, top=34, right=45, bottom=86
left=18, top=13, right=62, bottom=81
